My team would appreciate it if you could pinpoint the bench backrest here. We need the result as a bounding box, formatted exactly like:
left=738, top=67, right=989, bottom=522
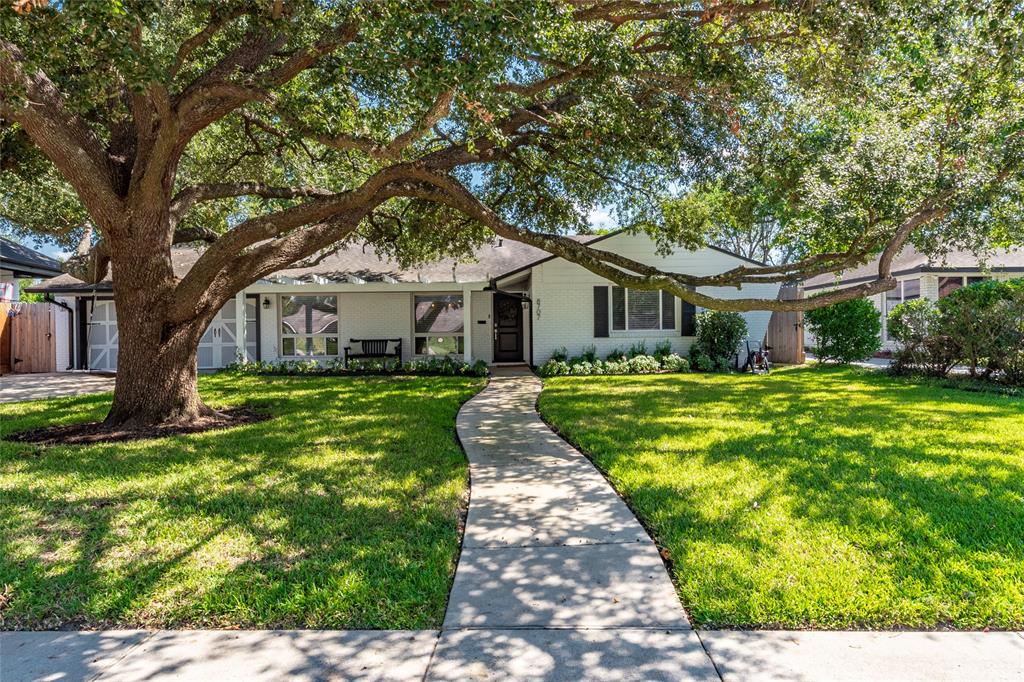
left=350, top=338, right=401, bottom=355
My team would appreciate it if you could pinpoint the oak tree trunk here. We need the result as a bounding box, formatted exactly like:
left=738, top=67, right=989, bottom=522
left=101, top=213, right=219, bottom=429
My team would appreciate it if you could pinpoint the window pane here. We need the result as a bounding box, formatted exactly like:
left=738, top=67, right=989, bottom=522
left=282, top=337, right=295, bottom=356
left=612, top=287, right=626, bottom=330
left=415, top=335, right=462, bottom=356
left=414, top=295, right=464, bottom=334
left=310, top=336, right=338, bottom=356
left=967, top=276, right=988, bottom=285
left=628, top=289, right=660, bottom=330
left=281, top=295, right=338, bottom=334
left=903, top=278, right=920, bottom=300
left=938, top=277, right=963, bottom=298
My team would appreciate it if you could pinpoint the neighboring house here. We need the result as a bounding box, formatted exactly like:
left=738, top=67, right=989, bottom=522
left=803, top=245, right=1024, bottom=351
left=27, top=230, right=778, bottom=372
left=0, top=237, right=62, bottom=302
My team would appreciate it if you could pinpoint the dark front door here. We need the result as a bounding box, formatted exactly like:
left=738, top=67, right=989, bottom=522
left=493, top=293, right=524, bottom=362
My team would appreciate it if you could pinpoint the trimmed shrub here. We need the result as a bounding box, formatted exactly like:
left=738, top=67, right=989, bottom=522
left=626, top=355, right=661, bottom=373
left=581, top=344, right=598, bottom=363
left=606, top=348, right=625, bottom=361
left=550, top=346, right=569, bottom=362
left=937, top=279, right=1024, bottom=377
left=805, top=298, right=881, bottom=363
left=690, top=310, right=747, bottom=370
left=537, top=360, right=571, bottom=377
left=661, top=353, right=690, bottom=372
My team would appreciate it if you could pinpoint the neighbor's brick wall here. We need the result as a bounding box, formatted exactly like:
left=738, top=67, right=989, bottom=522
left=529, top=233, right=778, bottom=365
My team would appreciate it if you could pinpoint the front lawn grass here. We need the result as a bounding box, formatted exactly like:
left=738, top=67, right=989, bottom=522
left=538, top=365, right=1024, bottom=630
left=0, top=374, right=483, bottom=630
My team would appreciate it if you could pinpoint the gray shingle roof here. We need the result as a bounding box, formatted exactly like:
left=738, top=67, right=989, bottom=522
left=803, top=245, right=1024, bottom=290
left=0, top=237, right=62, bottom=278
left=26, top=236, right=600, bottom=293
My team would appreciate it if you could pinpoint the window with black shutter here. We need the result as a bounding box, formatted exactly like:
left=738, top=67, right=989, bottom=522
left=680, top=292, right=697, bottom=336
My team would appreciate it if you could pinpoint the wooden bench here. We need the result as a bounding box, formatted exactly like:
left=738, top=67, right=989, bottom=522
left=343, top=338, right=402, bottom=368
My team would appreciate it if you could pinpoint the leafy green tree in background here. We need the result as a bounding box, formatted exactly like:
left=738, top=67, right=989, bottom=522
left=1, top=1, right=1022, bottom=426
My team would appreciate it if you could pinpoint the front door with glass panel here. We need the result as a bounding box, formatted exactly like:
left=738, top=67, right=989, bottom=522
left=493, top=293, right=523, bottom=362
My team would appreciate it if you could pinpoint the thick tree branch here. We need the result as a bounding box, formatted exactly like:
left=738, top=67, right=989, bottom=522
left=0, top=39, right=124, bottom=229
left=169, top=182, right=336, bottom=222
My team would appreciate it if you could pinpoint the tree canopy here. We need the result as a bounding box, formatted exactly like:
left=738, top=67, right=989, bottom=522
left=1, top=0, right=1022, bottom=312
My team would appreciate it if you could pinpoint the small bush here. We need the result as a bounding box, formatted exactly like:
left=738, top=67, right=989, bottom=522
left=626, top=355, right=662, bottom=373
left=805, top=298, right=881, bottom=363
left=693, top=353, right=715, bottom=372
left=661, top=353, right=690, bottom=372
left=627, top=341, right=648, bottom=358
left=537, top=359, right=571, bottom=377
left=550, top=346, right=569, bottom=362
left=581, top=344, right=598, bottom=363
left=606, top=348, right=625, bottom=361
left=690, top=310, right=747, bottom=370
left=653, top=339, right=673, bottom=360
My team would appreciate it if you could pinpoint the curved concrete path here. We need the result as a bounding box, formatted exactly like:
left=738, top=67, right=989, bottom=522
left=425, top=367, right=719, bottom=680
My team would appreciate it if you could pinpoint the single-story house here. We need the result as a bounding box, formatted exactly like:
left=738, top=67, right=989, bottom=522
left=27, top=230, right=778, bottom=372
left=803, top=245, right=1024, bottom=351
left=1, top=236, right=63, bottom=302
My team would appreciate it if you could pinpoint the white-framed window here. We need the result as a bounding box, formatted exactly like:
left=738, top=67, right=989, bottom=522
left=413, top=293, right=464, bottom=356
left=611, top=287, right=675, bottom=331
left=280, top=294, right=339, bottom=356
left=938, top=275, right=989, bottom=298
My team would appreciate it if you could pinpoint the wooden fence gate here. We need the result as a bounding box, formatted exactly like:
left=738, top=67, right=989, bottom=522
left=766, top=285, right=805, bottom=365
left=4, top=302, right=57, bottom=374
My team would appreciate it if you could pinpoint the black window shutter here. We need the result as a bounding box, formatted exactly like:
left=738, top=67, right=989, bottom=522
left=593, top=286, right=609, bottom=337
left=680, top=292, right=697, bottom=336
left=612, top=286, right=626, bottom=330
left=661, top=290, right=675, bottom=330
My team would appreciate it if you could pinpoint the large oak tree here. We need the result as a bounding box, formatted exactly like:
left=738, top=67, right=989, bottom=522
left=1, top=0, right=1021, bottom=427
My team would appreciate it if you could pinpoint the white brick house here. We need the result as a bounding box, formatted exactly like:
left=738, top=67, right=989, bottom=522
left=28, top=230, right=778, bottom=372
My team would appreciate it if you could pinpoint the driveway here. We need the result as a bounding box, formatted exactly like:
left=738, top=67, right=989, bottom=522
left=0, top=372, right=115, bottom=403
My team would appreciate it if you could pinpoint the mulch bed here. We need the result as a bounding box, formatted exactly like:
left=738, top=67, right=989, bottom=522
left=5, top=407, right=270, bottom=446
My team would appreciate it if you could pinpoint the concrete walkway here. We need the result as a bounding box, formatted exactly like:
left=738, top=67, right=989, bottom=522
left=3, top=367, right=1023, bottom=681
left=0, top=372, right=115, bottom=403
left=425, top=367, right=717, bottom=680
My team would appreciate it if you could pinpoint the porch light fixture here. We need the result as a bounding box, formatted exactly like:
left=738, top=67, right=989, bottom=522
left=262, top=296, right=271, bottom=310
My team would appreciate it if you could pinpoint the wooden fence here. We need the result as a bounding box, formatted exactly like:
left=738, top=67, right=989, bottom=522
left=766, top=285, right=805, bottom=365
left=1, top=302, right=57, bottom=374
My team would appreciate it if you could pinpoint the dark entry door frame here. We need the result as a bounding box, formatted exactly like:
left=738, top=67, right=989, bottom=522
left=492, top=292, right=524, bottom=362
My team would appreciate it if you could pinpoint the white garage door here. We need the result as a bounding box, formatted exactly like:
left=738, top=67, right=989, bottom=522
left=87, top=300, right=119, bottom=372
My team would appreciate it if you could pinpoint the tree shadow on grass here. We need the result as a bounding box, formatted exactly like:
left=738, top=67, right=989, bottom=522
left=0, top=374, right=484, bottom=630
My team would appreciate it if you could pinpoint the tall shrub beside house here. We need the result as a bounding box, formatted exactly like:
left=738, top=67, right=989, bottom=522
left=805, top=298, right=882, bottom=363
left=888, top=278, right=1024, bottom=384
left=690, top=311, right=748, bottom=371
left=936, top=279, right=1024, bottom=377
left=887, top=299, right=961, bottom=377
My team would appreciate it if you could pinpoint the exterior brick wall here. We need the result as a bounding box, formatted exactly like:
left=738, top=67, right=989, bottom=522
left=527, top=233, right=778, bottom=365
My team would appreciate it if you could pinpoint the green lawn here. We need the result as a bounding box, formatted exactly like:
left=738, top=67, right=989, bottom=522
left=0, top=374, right=483, bottom=630
left=538, top=365, right=1024, bottom=630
